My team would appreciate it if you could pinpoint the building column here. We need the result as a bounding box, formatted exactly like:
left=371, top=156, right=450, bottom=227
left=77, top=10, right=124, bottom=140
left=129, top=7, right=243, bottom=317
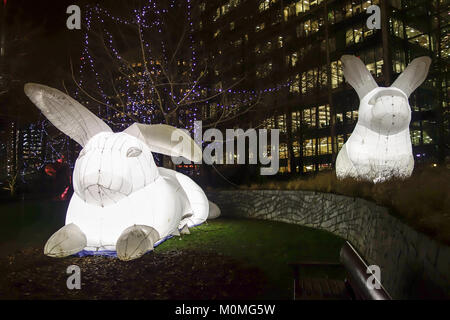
left=380, top=0, right=392, bottom=86
left=324, top=0, right=336, bottom=167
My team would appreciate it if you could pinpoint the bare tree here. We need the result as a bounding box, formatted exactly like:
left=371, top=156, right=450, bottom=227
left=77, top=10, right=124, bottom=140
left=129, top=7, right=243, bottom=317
left=70, top=0, right=261, bottom=134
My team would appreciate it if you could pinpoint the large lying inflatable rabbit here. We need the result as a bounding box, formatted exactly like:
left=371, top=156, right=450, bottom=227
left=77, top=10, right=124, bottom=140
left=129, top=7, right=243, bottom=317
left=336, top=55, right=431, bottom=183
left=25, top=83, right=220, bottom=261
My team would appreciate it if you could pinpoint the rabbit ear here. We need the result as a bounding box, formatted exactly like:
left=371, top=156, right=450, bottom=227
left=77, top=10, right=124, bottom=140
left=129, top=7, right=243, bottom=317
left=24, top=83, right=112, bottom=147
left=124, top=123, right=202, bottom=162
left=391, top=56, right=431, bottom=97
left=341, top=55, right=379, bottom=99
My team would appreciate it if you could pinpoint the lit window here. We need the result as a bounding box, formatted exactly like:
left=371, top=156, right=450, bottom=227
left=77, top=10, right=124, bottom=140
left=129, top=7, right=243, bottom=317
left=258, top=0, right=271, bottom=12
left=290, top=74, right=300, bottom=93
left=277, top=114, right=286, bottom=133
left=279, top=143, right=288, bottom=160
left=256, top=23, right=265, bottom=32
left=303, top=139, right=316, bottom=157
left=277, top=36, right=283, bottom=48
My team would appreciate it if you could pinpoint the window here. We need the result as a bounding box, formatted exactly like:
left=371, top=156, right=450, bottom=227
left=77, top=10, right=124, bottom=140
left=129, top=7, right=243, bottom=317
left=299, top=18, right=321, bottom=36
left=318, top=105, right=330, bottom=128
left=277, top=114, right=287, bottom=133
left=409, top=34, right=431, bottom=50
left=303, top=139, right=316, bottom=156
left=292, top=141, right=300, bottom=157
left=393, top=49, right=406, bottom=73
left=292, top=111, right=301, bottom=133
left=311, top=19, right=320, bottom=33
left=256, top=61, right=272, bottom=78
left=411, top=130, right=421, bottom=146
left=262, top=41, right=273, bottom=54
left=422, top=130, right=433, bottom=144
left=345, top=110, right=359, bottom=122
left=256, top=23, right=265, bottom=32
left=331, top=60, right=343, bottom=88
left=284, top=4, right=296, bottom=21
left=279, top=143, right=288, bottom=160
left=259, top=0, right=273, bottom=12
left=263, top=117, right=276, bottom=129
left=318, top=137, right=332, bottom=155
left=287, top=52, right=298, bottom=67
left=301, top=72, right=307, bottom=94
left=302, top=108, right=316, bottom=127
left=232, top=38, right=242, bottom=47
left=391, top=19, right=404, bottom=38
left=290, top=74, right=300, bottom=93
left=337, top=134, right=345, bottom=150
left=405, top=25, right=420, bottom=39
left=230, top=21, right=235, bottom=30
left=213, top=8, right=220, bottom=21
left=277, top=36, right=284, bottom=48
left=221, top=4, right=230, bottom=16
left=295, top=1, right=304, bottom=14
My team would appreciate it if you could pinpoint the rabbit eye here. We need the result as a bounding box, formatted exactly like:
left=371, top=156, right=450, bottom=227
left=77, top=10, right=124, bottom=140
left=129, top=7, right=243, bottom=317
left=127, top=147, right=142, bottom=157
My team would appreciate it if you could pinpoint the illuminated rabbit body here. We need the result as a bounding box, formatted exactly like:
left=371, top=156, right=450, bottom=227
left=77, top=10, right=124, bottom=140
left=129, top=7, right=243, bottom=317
left=336, top=55, right=431, bottom=183
left=25, top=83, right=218, bottom=261
left=67, top=132, right=190, bottom=252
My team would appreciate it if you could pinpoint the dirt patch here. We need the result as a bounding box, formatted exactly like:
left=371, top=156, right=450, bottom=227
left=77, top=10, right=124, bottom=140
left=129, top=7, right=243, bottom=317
left=0, top=247, right=268, bottom=299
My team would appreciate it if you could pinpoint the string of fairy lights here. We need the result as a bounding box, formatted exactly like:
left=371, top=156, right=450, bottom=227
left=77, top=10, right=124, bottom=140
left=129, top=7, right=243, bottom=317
left=23, top=0, right=290, bottom=174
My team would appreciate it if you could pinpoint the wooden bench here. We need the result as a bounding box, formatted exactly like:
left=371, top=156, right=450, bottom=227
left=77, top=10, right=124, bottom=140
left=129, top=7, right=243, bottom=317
left=289, top=241, right=392, bottom=300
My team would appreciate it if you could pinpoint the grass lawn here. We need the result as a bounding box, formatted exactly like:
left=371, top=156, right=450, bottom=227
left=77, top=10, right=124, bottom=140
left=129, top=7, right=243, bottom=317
left=0, top=200, right=346, bottom=299
left=158, top=218, right=346, bottom=299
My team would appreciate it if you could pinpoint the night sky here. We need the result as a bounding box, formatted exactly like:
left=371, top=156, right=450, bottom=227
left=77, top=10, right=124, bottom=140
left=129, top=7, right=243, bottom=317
left=0, top=0, right=86, bottom=126
left=1, top=0, right=157, bottom=127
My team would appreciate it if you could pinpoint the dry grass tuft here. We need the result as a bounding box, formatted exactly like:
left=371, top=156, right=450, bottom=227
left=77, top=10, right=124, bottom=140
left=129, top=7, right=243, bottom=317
left=241, top=166, right=450, bottom=245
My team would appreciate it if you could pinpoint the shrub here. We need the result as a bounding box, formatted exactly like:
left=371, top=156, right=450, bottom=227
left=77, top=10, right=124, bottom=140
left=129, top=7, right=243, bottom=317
left=240, top=166, right=450, bottom=245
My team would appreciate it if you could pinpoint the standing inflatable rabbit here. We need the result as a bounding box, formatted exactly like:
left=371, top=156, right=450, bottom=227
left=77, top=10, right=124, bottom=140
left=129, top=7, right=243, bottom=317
left=25, top=83, right=220, bottom=261
left=336, top=55, right=431, bottom=183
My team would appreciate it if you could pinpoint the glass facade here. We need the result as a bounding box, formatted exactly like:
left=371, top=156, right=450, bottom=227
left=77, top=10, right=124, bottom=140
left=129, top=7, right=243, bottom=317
left=197, top=0, right=448, bottom=174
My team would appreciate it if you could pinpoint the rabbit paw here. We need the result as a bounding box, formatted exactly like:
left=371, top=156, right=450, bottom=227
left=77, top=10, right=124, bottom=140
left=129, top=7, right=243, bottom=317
left=116, top=225, right=159, bottom=261
left=44, top=223, right=87, bottom=258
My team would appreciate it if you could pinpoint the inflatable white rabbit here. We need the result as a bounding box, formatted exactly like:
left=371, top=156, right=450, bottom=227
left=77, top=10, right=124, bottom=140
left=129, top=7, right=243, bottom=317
left=24, top=83, right=220, bottom=261
left=336, top=55, right=431, bottom=183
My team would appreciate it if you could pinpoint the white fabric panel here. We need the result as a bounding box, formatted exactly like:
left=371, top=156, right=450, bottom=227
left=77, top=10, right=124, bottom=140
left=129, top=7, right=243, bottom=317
left=391, top=57, right=432, bottom=97
left=124, top=123, right=202, bottom=162
left=341, top=55, right=379, bottom=100
left=44, top=223, right=87, bottom=257
left=66, top=175, right=185, bottom=251
left=24, top=83, right=112, bottom=146
left=336, top=55, right=430, bottom=183
left=208, top=201, right=221, bottom=220
left=158, top=167, right=209, bottom=227
left=116, top=225, right=160, bottom=261
left=25, top=83, right=216, bottom=258
left=72, top=132, right=159, bottom=207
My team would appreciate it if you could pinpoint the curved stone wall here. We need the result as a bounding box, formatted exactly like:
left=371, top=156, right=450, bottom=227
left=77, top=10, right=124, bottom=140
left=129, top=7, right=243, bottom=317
left=207, top=190, right=450, bottom=299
